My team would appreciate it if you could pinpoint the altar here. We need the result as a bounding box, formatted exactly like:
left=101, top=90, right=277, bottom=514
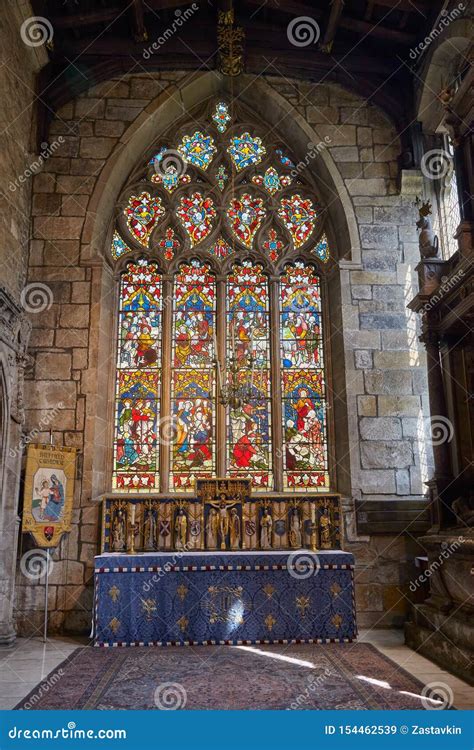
left=95, top=481, right=356, bottom=646
left=93, top=550, right=356, bottom=647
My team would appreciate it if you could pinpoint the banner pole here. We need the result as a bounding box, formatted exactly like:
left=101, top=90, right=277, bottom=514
left=43, top=548, right=50, bottom=643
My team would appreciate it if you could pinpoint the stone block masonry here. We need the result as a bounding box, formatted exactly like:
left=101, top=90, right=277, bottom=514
left=14, top=72, right=431, bottom=634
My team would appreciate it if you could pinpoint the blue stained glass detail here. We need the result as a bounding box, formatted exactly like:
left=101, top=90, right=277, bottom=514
left=178, top=131, right=217, bottom=170
left=228, top=133, right=266, bottom=171
left=276, top=148, right=295, bottom=168
left=111, top=231, right=132, bottom=260
left=313, top=234, right=330, bottom=263
left=212, top=102, right=231, bottom=133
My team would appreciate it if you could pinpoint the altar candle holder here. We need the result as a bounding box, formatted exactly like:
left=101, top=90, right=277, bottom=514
left=127, top=503, right=136, bottom=555
left=310, top=503, right=318, bottom=553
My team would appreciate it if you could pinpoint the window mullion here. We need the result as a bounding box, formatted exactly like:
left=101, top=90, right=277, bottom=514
left=269, top=277, right=284, bottom=491
left=159, top=276, right=173, bottom=493
left=216, top=278, right=227, bottom=476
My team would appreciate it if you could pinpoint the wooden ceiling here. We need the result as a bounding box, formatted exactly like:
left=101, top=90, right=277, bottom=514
left=32, top=0, right=445, bottom=142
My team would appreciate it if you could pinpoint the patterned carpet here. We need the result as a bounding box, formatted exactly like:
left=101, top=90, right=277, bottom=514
left=16, top=643, right=430, bottom=710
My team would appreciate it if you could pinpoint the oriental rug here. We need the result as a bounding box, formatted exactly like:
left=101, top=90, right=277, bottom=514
left=16, top=643, right=435, bottom=710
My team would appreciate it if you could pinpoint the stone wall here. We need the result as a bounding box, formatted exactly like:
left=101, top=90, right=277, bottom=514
left=15, top=70, right=431, bottom=634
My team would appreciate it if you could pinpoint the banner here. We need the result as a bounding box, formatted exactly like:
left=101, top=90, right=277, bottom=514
left=22, top=444, right=77, bottom=548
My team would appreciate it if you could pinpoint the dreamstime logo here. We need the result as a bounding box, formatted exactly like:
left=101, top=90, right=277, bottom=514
left=154, top=149, right=188, bottom=179
left=287, top=668, right=332, bottom=709
left=22, top=669, right=65, bottom=709
left=287, top=551, right=320, bottom=580
left=287, top=16, right=320, bottom=47
left=20, top=549, right=54, bottom=581
left=20, top=16, right=53, bottom=47
left=420, top=269, right=465, bottom=313
left=430, top=416, right=454, bottom=446
left=409, top=536, right=463, bottom=592
left=9, top=403, right=64, bottom=459
left=143, top=4, right=199, bottom=58
left=154, top=682, right=187, bottom=710
left=20, top=283, right=53, bottom=314
left=290, top=137, right=332, bottom=178
left=421, top=149, right=453, bottom=181
left=409, top=4, right=465, bottom=60
left=159, top=414, right=178, bottom=446
left=421, top=681, right=454, bottom=710
left=9, top=137, right=65, bottom=192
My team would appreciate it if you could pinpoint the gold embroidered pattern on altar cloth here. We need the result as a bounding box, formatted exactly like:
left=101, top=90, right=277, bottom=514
left=331, top=613, right=343, bottom=630
left=108, top=617, right=120, bottom=634
left=141, top=598, right=157, bottom=621
left=263, top=584, right=275, bottom=598
left=264, top=614, right=276, bottom=632
left=177, top=616, right=189, bottom=633
left=330, top=582, right=342, bottom=598
left=176, top=584, right=188, bottom=601
left=108, top=585, right=120, bottom=602
left=296, top=595, right=310, bottom=618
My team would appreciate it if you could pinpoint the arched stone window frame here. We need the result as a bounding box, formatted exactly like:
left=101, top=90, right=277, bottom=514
left=108, top=99, right=338, bottom=495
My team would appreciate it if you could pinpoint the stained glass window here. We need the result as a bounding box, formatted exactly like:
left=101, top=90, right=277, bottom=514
left=113, top=259, right=162, bottom=491
left=111, top=102, right=331, bottom=493
left=280, top=263, right=328, bottom=490
left=227, top=262, right=271, bottom=489
left=171, top=261, right=216, bottom=490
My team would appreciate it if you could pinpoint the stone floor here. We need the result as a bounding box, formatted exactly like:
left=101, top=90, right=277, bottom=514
left=0, top=630, right=472, bottom=710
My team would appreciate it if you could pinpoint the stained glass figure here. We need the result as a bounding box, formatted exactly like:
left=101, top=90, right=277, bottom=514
left=227, top=194, right=265, bottom=247
left=313, top=233, right=330, bottom=263
left=216, top=165, right=229, bottom=191
left=159, top=228, right=180, bottom=260
left=280, top=263, right=328, bottom=490
left=152, top=166, right=190, bottom=193
left=227, top=262, right=272, bottom=489
left=212, top=102, right=231, bottom=132
left=125, top=193, right=165, bottom=247
left=278, top=194, right=316, bottom=248
left=252, top=166, right=291, bottom=195
left=227, top=133, right=266, bottom=171
left=210, top=237, right=233, bottom=258
left=178, top=131, right=217, bottom=170
left=113, top=260, right=162, bottom=491
left=111, top=231, right=132, bottom=260
left=276, top=148, right=295, bottom=169
left=171, top=261, right=216, bottom=490
left=177, top=193, right=216, bottom=245
left=263, top=228, right=284, bottom=262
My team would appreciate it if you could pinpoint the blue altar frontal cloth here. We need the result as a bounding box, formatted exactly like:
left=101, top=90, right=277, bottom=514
left=93, top=550, right=357, bottom=647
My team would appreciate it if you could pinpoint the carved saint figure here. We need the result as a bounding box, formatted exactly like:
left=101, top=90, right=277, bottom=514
left=207, top=493, right=240, bottom=550
left=289, top=507, right=302, bottom=548
left=143, top=504, right=156, bottom=551
left=206, top=507, right=219, bottom=549
left=229, top=507, right=241, bottom=550
left=260, top=506, right=273, bottom=549
left=319, top=507, right=332, bottom=549
left=175, top=508, right=188, bottom=550
left=112, top=507, right=126, bottom=552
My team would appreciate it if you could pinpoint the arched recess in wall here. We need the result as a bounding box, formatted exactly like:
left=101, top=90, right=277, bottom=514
left=80, top=73, right=359, bottom=500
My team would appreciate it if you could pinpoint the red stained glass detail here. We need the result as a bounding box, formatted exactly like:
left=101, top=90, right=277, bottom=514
left=278, top=195, right=316, bottom=248
left=125, top=193, right=165, bottom=247
left=177, top=193, right=216, bottom=246
left=227, top=194, right=265, bottom=248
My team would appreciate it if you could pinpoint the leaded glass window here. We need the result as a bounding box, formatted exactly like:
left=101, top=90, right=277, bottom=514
left=111, top=101, right=333, bottom=493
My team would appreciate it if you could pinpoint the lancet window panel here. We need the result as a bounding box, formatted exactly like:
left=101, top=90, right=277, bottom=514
left=110, top=100, right=333, bottom=493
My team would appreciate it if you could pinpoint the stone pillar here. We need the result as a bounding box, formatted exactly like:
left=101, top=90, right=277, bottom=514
left=0, top=287, right=31, bottom=645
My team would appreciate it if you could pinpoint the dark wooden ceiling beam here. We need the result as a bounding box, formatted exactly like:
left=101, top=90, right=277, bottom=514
left=320, top=0, right=345, bottom=54
left=130, top=0, right=148, bottom=42
left=366, top=0, right=430, bottom=11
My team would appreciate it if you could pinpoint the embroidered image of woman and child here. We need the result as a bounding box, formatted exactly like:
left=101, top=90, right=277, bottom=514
left=32, top=470, right=66, bottom=523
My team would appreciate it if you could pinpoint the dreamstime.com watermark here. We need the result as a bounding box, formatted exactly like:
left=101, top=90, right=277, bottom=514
left=287, top=668, right=332, bottom=709
left=290, top=138, right=332, bottom=178
left=8, top=723, right=126, bottom=740
left=9, top=138, right=65, bottom=193
left=9, top=403, right=64, bottom=459
left=287, top=551, right=321, bottom=580
left=143, top=5, right=199, bottom=59
left=22, top=669, right=64, bottom=710
left=420, top=269, right=465, bottom=313
left=410, top=536, right=464, bottom=592
left=142, top=543, right=192, bottom=591
left=409, top=4, right=466, bottom=60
